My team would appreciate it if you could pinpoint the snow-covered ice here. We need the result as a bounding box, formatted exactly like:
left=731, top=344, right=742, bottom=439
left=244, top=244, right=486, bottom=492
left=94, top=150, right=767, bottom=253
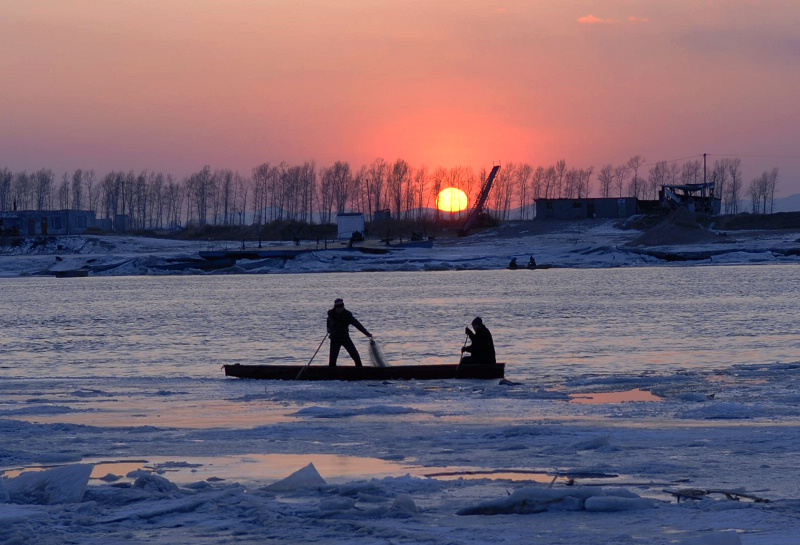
left=1, top=217, right=799, bottom=277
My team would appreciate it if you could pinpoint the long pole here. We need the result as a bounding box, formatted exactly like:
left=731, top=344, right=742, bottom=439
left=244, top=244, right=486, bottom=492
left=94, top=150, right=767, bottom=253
left=455, top=333, right=469, bottom=378
left=296, top=333, right=328, bottom=380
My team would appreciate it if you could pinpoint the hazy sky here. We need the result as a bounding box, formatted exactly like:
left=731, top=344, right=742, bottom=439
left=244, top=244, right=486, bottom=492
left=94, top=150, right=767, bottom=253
left=2, top=1, right=799, bottom=194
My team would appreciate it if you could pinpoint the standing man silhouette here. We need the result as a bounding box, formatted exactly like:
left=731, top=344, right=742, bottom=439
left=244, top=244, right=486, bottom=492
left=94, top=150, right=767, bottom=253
left=327, top=298, right=372, bottom=366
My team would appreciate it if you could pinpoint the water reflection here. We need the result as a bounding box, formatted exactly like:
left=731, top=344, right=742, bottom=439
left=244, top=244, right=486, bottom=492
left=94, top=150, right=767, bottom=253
left=2, top=455, right=587, bottom=485
left=2, top=264, right=799, bottom=381
left=568, top=389, right=662, bottom=404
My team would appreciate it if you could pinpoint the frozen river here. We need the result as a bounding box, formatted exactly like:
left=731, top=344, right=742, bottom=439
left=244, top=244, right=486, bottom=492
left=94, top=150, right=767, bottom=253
left=2, top=265, right=800, bottom=544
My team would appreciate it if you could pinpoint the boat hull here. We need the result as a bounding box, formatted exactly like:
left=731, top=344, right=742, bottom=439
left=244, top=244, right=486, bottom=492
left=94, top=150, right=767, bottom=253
left=223, top=363, right=504, bottom=381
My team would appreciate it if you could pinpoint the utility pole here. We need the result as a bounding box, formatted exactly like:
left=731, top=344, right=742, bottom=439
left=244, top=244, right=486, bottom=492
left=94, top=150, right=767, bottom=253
left=703, top=153, right=707, bottom=184
left=703, top=153, right=707, bottom=197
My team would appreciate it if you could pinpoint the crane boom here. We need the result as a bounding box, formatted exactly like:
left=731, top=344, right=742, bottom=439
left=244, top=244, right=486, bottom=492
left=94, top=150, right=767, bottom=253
left=458, top=165, right=500, bottom=236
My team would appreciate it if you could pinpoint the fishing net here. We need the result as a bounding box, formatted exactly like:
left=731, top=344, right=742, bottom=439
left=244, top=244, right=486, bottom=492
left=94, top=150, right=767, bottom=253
left=368, top=338, right=390, bottom=367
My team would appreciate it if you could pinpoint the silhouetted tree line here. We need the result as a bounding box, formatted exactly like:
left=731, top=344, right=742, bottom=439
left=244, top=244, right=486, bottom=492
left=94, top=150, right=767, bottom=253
left=0, top=155, right=781, bottom=229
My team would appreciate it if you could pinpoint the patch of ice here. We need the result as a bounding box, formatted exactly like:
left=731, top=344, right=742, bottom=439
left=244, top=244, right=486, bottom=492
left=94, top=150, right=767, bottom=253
left=5, top=463, right=93, bottom=504
left=0, top=474, right=8, bottom=502
left=265, top=462, right=326, bottom=492
left=0, top=405, right=82, bottom=416
left=584, top=495, right=661, bottom=511
left=291, top=405, right=419, bottom=418
left=34, top=453, right=83, bottom=464
left=573, top=435, right=610, bottom=451
left=675, top=402, right=765, bottom=420
left=130, top=472, right=180, bottom=495
left=456, top=485, right=645, bottom=516
left=391, top=493, right=418, bottom=514
left=319, top=496, right=356, bottom=512
left=0, top=504, right=50, bottom=524
left=676, top=530, right=742, bottom=545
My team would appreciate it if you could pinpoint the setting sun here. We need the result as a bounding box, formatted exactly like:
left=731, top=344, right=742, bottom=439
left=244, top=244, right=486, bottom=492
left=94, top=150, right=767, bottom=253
left=437, top=187, right=468, bottom=212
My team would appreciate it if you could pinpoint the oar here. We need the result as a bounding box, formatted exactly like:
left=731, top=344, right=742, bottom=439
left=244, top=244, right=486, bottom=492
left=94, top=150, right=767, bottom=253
left=455, top=333, right=468, bottom=378
left=296, top=333, right=328, bottom=380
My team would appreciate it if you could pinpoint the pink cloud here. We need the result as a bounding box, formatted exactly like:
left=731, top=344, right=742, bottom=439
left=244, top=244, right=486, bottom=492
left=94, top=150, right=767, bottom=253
left=577, top=14, right=615, bottom=24
left=578, top=14, right=650, bottom=25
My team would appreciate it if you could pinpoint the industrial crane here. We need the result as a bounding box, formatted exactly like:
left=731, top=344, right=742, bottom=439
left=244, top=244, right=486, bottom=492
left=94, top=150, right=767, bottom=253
left=458, top=165, right=500, bottom=236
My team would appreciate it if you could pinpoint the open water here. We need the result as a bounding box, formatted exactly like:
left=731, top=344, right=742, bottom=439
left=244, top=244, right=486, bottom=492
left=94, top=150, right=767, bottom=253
left=2, top=264, right=799, bottom=382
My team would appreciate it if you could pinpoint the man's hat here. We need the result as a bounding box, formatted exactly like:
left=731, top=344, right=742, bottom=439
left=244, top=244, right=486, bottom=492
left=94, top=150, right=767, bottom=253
left=472, top=317, right=482, bottom=327
left=334, top=298, right=344, bottom=307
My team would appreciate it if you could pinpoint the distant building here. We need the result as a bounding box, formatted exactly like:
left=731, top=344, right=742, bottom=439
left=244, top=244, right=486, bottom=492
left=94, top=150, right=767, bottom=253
left=336, top=212, right=365, bottom=239
left=535, top=198, right=639, bottom=220
left=535, top=183, right=721, bottom=221
left=660, top=182, right=721, bottom=215
left=373, top=209, right=391, bottom=222
left=0, top=210, right=97, bottom=236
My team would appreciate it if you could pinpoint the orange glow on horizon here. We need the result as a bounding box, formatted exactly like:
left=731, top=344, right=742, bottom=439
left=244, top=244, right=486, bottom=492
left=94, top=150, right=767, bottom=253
left=437, top=187, right=468, bottom=212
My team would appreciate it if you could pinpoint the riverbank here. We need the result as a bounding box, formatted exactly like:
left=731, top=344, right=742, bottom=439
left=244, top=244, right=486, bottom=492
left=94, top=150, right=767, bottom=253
left=1, top=215, right=800, bottom=277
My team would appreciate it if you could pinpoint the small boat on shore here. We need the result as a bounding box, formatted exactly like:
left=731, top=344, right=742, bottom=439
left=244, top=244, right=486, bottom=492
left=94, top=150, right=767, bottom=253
left=223, top=363, right=504, bottom=381
left=54, top=267, right=89, bottom=278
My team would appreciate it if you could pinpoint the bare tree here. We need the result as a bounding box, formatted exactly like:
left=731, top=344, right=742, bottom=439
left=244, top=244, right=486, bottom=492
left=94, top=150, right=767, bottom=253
left=0, top=168, right=11, bottom=211
left=366, top=158, right=388, bottom=220
left=186, top=166, right=213, bottom=226
left=213, top=169, right=233, bottom=225
left=388, top=159, right=410, bottom=217
left=133, top=171, right=148, bottom=229
left=724, top=158, right=743, bottom=214
left=626, top=169, right=645, bottom=199
left=598, top=165, right=614, bottom=198
left=515, top=163, right=533, bottom=219
left=681, top=160, right=702, bottom=185
left=84, top=170, right=98, bottom=213
left=353, top=165, right=369, bottom=217
left=450, top=166, right=475, bottom=220
left=10, top=171, right=29, bottom=210
left=100, top=171, right=121, bottom=220
left=251, top=163, right=275, bottom=225
left=430, top=167, right=447, bottom=222
left=331, top=161, right=353, bottom=215
left=613, top=164, right=630, bottom=198
left=71, top=169, right=83, bottom=209
left=531, top=166, right=545, bottom=202
left=148, top=172, right=166, bottom=229
left=318, top=164, right=336, bottom=223
left=412, top=166, right=428, bottom=219
left=33, top=169, right=54, bottom=210
left=234, top=172, right=249, bottom=226
left=164, top=174, right=183, bottom=228
left=56, top=172, right=69, bottom=209
left=766, top=167, right=779, bottom=214
left=491, top=162, right=515, bottom=219
left=542, top=166, right=557, bottom=199
left=577, top=166, right=594, bottom=198
left=711, top=160, right=729, bottom=211
left=624, top=155, right=645, bottom=199
left=554, top=160, right=566, bottom=198
left=565, top=168, right=578, bottom=200
left=647, top=161, right=668, bottom=201
left=299, top=162, right=316, bottom=223
left=749, top=175, right=765, bottom=214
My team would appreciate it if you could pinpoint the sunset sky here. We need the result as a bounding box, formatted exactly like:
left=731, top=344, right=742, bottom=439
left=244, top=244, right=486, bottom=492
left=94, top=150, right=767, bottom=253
left=2, top=1, right=799, bottom=195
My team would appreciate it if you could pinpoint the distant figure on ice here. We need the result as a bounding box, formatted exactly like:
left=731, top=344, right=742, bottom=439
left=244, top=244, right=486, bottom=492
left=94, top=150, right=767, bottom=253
left=327, top=298, right=372, bottom=367
left=508, top=257, right=518, bottom=269
left=527, top=255, right=537, bottom=268
left=460, top=317, right=496, bottom=365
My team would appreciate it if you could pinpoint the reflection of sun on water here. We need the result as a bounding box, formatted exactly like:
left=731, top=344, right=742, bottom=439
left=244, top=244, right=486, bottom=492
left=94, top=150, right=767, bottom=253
left=437, top=187, right=468, bottom=212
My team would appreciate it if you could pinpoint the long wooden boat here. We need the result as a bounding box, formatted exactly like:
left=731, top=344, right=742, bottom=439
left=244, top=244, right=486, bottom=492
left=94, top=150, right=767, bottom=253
left=223, top=363, right=504, bottom=381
